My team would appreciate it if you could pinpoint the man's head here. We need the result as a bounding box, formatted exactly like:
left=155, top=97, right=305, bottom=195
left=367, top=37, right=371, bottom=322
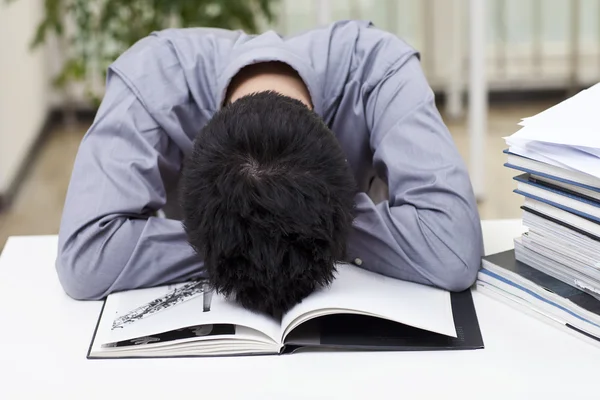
left=180, top=91, right=357, bottom=318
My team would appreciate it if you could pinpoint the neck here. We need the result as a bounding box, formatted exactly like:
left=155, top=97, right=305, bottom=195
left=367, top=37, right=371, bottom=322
left=225, top=62, right=313, bottom=109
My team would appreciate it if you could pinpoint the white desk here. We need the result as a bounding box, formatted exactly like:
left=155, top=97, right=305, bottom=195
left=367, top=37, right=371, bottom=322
left=1, top=219, right=598, bottom=399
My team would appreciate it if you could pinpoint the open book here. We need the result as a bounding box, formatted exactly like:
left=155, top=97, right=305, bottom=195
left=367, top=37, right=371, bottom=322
left=88, top=264, right=483, bottom=358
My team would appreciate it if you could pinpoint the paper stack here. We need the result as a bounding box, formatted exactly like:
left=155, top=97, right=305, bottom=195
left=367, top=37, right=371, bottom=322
left=503, top=83, right=600, bottom=299
left=475, top=84, right=600, bottom=348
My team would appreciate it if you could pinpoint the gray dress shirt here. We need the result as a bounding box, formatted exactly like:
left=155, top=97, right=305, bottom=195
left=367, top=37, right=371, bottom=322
left=56, top=20, right=484, bottom=300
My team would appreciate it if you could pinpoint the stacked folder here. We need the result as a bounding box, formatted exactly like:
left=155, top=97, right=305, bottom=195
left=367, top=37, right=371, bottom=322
left=476, top=84, right=600, bottom=348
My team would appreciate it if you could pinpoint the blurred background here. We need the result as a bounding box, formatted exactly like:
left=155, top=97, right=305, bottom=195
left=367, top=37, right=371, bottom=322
left=0, top=0, right=598, bottom=250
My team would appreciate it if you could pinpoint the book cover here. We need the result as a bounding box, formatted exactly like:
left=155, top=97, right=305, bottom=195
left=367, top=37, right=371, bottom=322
left=482, top=250, right=600, bottom=317
left=521, top=197, right=600, bottom=239
left=514, top=174, right=600, bottom=207
left=521, top=206, right=600, bottom=243
left=513, top=174, right=600, bottom=223
left=86, top=264, right=485, bottom=359
left=503, top=149, right=600, bottom=193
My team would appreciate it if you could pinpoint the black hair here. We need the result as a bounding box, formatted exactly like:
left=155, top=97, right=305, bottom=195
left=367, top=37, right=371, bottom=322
left=180, top=91, right=357, bottom=318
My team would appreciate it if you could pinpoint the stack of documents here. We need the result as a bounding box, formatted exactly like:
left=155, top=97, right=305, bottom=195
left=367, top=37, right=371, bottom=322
left=477, top=250, right=600, bottom=349
left=476, top=83, right=600, bottom=348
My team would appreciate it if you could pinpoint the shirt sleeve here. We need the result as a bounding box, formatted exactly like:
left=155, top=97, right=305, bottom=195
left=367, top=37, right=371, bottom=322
left=345, top=47, right=484, bottom=291
left=55, top=69, right=206, bottom=300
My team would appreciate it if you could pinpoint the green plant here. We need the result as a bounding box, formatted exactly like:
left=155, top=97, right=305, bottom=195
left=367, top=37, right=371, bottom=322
left=7, top=0, right=279, bottom=103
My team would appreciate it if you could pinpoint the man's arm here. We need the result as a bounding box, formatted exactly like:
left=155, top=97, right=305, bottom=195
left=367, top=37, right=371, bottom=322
left=346, top=36, right=484, bottom=291
left=56, top=70, right=205, bottom=300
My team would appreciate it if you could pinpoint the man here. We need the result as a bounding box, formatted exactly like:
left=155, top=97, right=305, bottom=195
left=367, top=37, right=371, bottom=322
left=56, top=20, right=484, bottom=317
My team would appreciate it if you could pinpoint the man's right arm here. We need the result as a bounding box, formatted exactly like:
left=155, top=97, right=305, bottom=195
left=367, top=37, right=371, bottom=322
left=56, top=69, right=206, bottom=300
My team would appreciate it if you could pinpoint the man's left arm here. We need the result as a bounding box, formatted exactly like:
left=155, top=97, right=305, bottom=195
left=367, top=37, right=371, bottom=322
left=346, top=48, right=484, bottom=291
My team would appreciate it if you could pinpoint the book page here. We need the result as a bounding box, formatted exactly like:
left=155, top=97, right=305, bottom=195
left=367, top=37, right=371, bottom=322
left=507, top=139, right=600, bottom=179
left=508, top=83, right=600, bottom=148
left=97, top=281, right=281, bottom=345
left=280, top=264, right=456, bottom=341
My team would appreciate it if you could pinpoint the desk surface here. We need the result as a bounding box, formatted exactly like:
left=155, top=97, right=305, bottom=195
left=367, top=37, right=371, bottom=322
left=1, top=219, right=598, bottom=399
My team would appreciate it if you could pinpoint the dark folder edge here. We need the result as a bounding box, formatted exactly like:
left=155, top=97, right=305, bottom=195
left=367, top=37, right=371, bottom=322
left=86, top=300, right=106, bottom=359
left=567, top=323, right=600, bottom=342
left=87, top=288, right=484, bottom=359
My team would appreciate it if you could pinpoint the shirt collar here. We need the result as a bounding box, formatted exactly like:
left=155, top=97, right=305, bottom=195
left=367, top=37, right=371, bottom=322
left=217, top=36, right=324, bottom=117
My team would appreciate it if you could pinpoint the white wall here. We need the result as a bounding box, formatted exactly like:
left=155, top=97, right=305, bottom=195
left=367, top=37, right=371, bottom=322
left=0, top=0, right=49, bottom=194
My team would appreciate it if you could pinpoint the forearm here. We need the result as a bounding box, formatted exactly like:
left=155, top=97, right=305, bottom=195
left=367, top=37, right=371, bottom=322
left=346, top=36, right=484, bottom=291
left=346, top=193, right=483, bottom=291
left=54, top=69, right=206, bottom=300
left=56, top=216, right=206, bottom=300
